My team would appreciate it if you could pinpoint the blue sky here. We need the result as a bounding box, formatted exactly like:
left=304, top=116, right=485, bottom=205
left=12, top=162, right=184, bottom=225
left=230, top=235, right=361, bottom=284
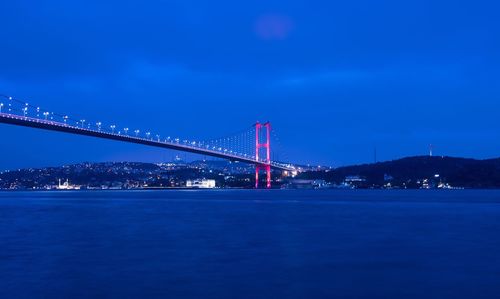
left=0, top=0, right=499, bottom=169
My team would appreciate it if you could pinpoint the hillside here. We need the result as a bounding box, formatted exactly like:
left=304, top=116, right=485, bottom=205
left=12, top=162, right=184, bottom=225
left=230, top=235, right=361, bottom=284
left=298, top=156, right=500, bottom=188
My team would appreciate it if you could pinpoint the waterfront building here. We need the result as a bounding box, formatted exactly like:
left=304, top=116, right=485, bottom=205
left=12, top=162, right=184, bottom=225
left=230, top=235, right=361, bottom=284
left=186, top=179, right=216, bottom=189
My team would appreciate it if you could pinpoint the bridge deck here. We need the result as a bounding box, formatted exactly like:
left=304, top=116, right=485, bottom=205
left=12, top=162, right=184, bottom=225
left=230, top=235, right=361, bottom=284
left=0, top=113, right=294, bottom=171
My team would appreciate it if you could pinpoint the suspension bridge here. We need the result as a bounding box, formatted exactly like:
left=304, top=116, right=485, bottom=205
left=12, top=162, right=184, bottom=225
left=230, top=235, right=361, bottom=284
left=0, top=94, right=298, bottom=188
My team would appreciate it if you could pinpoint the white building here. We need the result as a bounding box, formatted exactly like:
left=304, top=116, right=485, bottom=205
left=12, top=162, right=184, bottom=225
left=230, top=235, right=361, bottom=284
left=186, top=179, right=216, bottom=189
left=56, top=179, right=81, bottom=190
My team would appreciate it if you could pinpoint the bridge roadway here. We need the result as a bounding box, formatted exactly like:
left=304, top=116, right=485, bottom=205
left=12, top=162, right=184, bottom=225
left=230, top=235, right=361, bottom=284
left=0, top=113, right=294, bottom=171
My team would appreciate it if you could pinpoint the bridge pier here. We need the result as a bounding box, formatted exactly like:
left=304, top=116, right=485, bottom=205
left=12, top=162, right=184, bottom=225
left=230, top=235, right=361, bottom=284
left=255, top=121, right=271, bottom=189
left=255, top=164, right=271, bottom=189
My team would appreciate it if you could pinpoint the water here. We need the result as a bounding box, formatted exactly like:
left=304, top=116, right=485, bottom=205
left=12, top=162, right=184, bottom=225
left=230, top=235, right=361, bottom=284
left=1, top=190, right=500, bottom=299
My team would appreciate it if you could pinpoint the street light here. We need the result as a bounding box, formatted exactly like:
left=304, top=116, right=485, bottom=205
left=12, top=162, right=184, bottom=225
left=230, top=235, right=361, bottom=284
left=124, top=128, right=129, bottom=135
left=134, top=129, right=140, bottom=137
left=0, top=103, right=3, bottom=113
left=110, top=125, right=116, bottom=133
left=7, top=96, right=12, bottom=112
left=156, top=134, right=160, bottom=141
left=96, top=122, right=102, bottom=131
left=146, top=132, right=151, bottom=139
left=63, top=116, right=68, bottom=124
left=23, top=103, right=29, bottom=117
left=80, top=119, right=86, bottom=128
left=43, top=112, right=49, bottom=120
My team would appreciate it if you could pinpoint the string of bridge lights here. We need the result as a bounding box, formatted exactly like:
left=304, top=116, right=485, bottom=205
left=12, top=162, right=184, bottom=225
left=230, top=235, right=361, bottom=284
left=0, top=94, right=290, bottom=167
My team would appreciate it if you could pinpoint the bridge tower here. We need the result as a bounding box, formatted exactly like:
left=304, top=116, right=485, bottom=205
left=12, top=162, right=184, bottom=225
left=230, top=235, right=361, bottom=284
left=255, top=121, right=271, bottom=188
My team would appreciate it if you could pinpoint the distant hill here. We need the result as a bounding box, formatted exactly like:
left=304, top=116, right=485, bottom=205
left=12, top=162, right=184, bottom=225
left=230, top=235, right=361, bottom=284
left=1, top=156, right=499, bottom=190
left=298, top=156, right=500, bottom=188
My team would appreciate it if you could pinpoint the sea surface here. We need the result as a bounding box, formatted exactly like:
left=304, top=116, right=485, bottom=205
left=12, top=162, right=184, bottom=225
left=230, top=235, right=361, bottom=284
left=1, top=190, right=500, bottom=299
